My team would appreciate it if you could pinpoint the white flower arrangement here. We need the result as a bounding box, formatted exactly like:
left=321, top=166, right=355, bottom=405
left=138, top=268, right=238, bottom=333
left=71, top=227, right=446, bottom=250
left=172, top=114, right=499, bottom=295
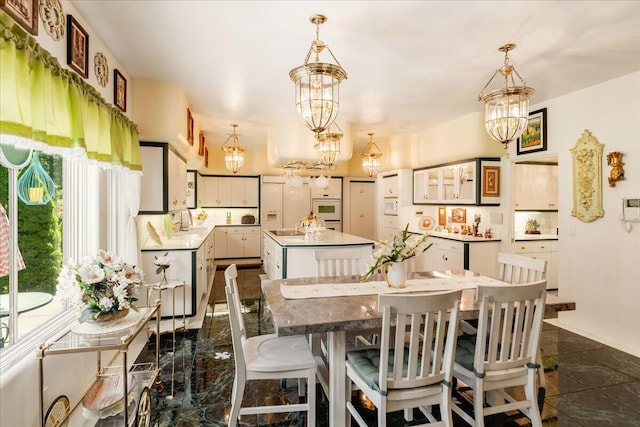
left=56, top=250, right=143, bottom=322
left=362, top=224, right=433, bottom=280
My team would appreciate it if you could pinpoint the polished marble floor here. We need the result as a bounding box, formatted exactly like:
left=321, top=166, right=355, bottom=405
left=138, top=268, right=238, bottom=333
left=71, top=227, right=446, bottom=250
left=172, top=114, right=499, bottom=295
left=137, top=267, right=640, bottom=426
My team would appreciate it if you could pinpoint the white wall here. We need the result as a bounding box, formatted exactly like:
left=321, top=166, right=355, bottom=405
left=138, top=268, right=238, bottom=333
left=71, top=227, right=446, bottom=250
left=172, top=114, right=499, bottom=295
left=520, top=72, right=640, bottom=356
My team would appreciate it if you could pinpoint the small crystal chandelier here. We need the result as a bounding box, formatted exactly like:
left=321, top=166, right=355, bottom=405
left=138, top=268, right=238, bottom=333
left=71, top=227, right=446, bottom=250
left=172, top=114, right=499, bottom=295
left=479, top=43, right=535, bottom=148
left=289, top=14, right=347, bottom=135
left=221, top=124, right=244, bottom=174
left=361, top=133, right=383, bottom=177
left=314, top=122, right=342, bottom=166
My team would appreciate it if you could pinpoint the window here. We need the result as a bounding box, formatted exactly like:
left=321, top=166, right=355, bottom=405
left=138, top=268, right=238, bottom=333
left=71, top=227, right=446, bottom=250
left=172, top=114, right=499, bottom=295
left=0, top=153, right=64, bottom=349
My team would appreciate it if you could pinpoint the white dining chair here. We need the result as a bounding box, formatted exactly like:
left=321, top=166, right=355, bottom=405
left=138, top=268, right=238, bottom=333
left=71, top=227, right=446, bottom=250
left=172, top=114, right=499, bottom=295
left=451, top=280, right=547, bottom=427
left=345, top=290, right=463, bottom=427
left=497, top=252, right=546, bottom=284
left=224, top=264, right=317, bottom=427
left=315, top=247, right=363, bottom=277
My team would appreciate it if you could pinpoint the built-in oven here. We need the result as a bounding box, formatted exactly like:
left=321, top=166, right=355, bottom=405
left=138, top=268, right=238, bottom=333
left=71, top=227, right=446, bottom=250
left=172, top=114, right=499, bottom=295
left=312, top=198, right=341, bottom=222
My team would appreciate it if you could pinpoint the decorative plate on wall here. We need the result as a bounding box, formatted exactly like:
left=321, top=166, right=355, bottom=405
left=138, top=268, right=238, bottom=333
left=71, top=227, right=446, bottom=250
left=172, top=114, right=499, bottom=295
left=94, top=52, right=109, bottom=87
left=39, top=0, right=65, bottom=41
left=420, top=216, right=434, bottom=231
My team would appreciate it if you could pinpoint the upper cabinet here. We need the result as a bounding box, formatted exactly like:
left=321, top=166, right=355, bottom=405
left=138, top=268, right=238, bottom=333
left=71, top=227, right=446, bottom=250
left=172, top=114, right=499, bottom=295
left=200, top=176, right=259, bottom=207
left=382, top=174, right=399, bottom=198
left=413, top=158, right=500, bottom=206
left=513, top=163, right=558, bottom=210
left=140, top=142, right=188, bottom=214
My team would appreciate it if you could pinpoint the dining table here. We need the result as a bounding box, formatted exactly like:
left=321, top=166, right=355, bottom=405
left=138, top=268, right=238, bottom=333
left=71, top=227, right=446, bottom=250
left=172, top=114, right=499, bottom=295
left=261, top=270, right=576, bottom=426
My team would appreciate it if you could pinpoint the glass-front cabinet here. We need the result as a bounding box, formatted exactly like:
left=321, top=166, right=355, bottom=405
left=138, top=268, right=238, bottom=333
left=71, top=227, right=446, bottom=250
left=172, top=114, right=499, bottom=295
left=413, top=158, right=500, bottom=205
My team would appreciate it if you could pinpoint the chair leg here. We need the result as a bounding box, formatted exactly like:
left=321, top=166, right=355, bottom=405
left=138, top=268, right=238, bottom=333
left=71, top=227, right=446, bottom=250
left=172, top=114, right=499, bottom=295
left=228, top=375, right=245, bottom=427
left=441, top=392, right=453, bottom=426
left=307, top=371, right=316, bottom=427
left=525, top=372, right=543, bottom=427
left=377, top=399, right=387, bottom=427
left=474, top=381, right=485, bottom=427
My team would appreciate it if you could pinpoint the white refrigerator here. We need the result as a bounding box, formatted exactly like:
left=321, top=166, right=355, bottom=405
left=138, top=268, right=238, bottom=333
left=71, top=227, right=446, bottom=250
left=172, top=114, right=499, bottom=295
left=261, top=182, right=311, bottom=230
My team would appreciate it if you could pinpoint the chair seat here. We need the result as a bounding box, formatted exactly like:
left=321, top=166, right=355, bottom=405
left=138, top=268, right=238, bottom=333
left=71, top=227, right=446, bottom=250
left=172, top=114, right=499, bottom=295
left=455, top=334, right=529, bottom=382
left=244, top=333, right=316, bottom=372
left=347, top=348, right=409, bottom=394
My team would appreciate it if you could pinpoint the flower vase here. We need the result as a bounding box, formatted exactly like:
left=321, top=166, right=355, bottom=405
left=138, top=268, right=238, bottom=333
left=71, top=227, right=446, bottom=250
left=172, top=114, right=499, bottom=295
left=381, top=261, right=407, bottom=288
left=88, top=308, right=130, bottom=326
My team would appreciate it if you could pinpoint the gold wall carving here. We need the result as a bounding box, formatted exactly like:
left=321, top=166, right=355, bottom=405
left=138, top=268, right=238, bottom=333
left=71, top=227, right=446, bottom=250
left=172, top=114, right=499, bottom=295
left=570, top=130, right=604, bottom=222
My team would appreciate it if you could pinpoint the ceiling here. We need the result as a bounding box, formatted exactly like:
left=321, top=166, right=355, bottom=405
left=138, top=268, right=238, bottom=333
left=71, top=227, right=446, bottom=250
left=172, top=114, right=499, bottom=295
left=72, top=1, right=640, bottom=151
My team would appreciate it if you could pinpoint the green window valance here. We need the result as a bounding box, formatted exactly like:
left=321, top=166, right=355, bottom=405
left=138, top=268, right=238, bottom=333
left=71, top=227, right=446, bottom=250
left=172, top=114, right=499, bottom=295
left=0, top=10, right=141, bottom=171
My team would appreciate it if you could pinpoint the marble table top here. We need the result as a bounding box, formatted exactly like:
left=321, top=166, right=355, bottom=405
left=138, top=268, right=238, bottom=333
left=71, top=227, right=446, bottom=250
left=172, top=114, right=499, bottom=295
left=262, top=270, right=576, bottom=337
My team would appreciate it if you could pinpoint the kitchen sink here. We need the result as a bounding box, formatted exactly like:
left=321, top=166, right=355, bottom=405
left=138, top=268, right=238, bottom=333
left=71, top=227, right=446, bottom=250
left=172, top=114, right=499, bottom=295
left=269, top=230, right=305, bottom=237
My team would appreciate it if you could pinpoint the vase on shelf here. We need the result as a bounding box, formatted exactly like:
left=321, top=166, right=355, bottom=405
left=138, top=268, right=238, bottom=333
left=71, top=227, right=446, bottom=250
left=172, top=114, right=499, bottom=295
left=381, top=261, right=407, bottom=288
left=159, top=269, right=168, bottom=286
left=87, top=308, right=130, bottom=326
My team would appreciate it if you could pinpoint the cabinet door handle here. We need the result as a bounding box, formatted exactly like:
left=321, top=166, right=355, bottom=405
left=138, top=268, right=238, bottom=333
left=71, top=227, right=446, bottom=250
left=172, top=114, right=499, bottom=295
left=172, top=198, right=178, bottom=206
left=442, top=254, right=448, bottom=261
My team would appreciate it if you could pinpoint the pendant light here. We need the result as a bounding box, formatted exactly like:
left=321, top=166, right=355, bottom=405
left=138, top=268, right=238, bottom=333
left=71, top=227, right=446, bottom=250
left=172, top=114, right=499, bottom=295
left=314, top=122, right=342, bottom=166
left=478, top=43, right=535, bottom=148
left=221, top=124, right=245, bottom=174
left=283, top=161, right=306, bottom=188
left=361, top=133, right=383, bottom=177
left=17, top=152, right=55, bottom=205
left=289, top=14, right=347, bottom=135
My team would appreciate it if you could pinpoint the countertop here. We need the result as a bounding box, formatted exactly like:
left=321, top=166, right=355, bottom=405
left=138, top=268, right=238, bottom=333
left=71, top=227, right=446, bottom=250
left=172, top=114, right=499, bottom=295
left=514, top=233, right=558, bottom=241
left=140, top=225, right=215, bottom=251
left=264, top=229, right=375, bottom=247
left=426, top=230, right=501, bottom=242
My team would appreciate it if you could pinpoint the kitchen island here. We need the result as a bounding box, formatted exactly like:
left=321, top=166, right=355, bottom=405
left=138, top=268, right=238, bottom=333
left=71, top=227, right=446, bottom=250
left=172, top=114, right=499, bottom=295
left=262, top=229, right=375, bottom=279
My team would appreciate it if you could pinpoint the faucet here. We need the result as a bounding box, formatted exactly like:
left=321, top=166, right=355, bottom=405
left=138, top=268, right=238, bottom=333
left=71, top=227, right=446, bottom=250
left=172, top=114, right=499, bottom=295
left=180, top=210, right=193, bottom=231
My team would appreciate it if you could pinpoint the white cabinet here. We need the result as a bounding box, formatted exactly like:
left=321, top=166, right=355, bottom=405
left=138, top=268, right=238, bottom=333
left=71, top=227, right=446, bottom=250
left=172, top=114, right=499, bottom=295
left=382, top=214, right=399, bottom=242
left=310, top=177, right=342, bottom=198
left=420, top=236, right=500, bottom=278
left=382, top=174, right=399, bottom=198
left=413, top=158, right=500, bottom=206
left=231, top=177, right=259, bottom=206
left=512, top=240, right=558, bottom=289
left=214, top=226, right=261, bottom=258
left=513, top=164, right=558, bottom=210
left=140, top=142, right=187, bottom=213
left=262, top=233, right=283, bottom=280
left=201, top=176, right=259, bottom=207
left=349, top=181, right=376, bottom=240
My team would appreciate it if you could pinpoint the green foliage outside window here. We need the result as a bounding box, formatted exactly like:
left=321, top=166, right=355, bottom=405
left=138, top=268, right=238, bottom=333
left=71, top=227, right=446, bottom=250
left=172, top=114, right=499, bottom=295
left=0, top=154, right=63, bottom=294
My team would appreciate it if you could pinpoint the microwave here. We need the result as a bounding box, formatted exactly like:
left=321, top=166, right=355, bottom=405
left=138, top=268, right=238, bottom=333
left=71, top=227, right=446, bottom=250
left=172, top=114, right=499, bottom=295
left=384, top=199, right=398, bottom=215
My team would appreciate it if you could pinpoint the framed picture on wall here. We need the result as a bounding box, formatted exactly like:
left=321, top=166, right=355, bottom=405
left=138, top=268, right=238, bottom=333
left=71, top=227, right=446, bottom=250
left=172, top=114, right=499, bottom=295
left=0, top=0, right=38, bottom=35
left=482, top=165, right=500, bottom=197
left=66, top=15, right=89, bottom=78
left=451, top=208, right=466, bottom=224
left=438, top=206, right=446, bottom=226
left=187, top=109, right=194, bottom=145
left=517, top=108, right=547, bottom=155
left=113, top=69, right=127, bottom=112
left=198, top=132, right=205, bottom=156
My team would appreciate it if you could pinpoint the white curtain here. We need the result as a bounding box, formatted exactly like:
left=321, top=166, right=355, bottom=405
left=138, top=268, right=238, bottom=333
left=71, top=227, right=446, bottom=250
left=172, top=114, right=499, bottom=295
left=119, top=170, right=141, bottom=266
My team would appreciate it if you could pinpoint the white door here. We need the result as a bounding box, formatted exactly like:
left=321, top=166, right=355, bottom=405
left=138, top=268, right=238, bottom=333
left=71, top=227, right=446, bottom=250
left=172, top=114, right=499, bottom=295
left=350, top=181, right=375, bottom=240
left=283, top=183, right=311, bottom=229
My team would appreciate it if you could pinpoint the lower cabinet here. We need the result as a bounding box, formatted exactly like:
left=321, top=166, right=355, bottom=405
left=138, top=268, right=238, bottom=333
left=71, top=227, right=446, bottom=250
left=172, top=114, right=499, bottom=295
left=512, top=240, right=558, bottom=289
left=417, top=236, right=500, bottom=278
left=214, top=226, right=261, bottom=258
left=262, top=233, right=283, bottom=280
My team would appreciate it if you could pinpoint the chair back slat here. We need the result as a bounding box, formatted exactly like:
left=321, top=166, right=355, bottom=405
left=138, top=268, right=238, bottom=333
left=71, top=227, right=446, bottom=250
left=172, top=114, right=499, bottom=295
left=315, top=248, right=363, bottom=277
left=224, top=264, right=246, bottom=374
left=475, top=281, right=547, bottom=374
left=498, top=252, right=546, bottom=284
left=378, top=290, right=462, bottom=392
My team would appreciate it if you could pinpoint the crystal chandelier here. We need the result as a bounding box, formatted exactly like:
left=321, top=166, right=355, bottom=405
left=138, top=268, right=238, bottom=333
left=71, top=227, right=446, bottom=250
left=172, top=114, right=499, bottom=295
left=289, top=14, right=347, bottom=135
left=314, top=123, right=342, bottom=166
left=221, top=124, right=244, bottom=174
left=478, top=43, right=535, bottom=148
left=361, top=133, right=383, bottom=177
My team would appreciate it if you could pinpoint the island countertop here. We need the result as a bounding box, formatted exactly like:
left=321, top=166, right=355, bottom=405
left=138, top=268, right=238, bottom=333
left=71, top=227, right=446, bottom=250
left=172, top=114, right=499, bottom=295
left=263, top=229, right=375, bottom=247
